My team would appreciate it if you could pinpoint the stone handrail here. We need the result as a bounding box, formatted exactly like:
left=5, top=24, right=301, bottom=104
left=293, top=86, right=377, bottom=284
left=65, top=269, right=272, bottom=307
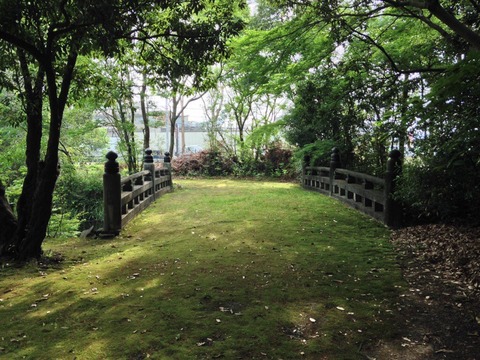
left=302, top=149, right=402, bottom=228
left=101, top=149, right=173, bottom=236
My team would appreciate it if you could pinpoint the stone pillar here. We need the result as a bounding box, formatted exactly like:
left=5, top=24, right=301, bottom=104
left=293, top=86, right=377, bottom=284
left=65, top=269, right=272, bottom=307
left=164, top=152, right=172, bottom=188
left=144, top=149, right=155, bottom=199
left=164, top=152, right=171, bottom=166
left=302, top=154, right=310, bottom=187
left=385, top=149, right=403, bottom=228
left=102, top=151, right=121, bottom=236
left=329, top=148, right=341, bottom=195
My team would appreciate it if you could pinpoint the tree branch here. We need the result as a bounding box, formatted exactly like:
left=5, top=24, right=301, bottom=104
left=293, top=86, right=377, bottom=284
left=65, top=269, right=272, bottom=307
left=345, top=22, right=446, bottom=74
left=384, top=0, right=480, bottom=50
left=0, top=30, right=44, bottom=62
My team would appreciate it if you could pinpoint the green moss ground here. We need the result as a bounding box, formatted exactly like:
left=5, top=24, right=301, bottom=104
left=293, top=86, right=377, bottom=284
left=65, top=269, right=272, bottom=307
left=0, top=179, right=406, bottom=359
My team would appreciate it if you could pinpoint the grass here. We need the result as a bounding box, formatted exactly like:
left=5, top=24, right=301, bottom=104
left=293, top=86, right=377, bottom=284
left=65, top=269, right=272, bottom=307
left=0, top=179, right=406, bottom=359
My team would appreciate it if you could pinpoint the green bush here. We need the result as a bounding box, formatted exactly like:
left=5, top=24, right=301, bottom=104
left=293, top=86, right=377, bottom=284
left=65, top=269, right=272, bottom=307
left=293, top=140, right=337, bottom=168
left=54, top=164, right=104, bottom=232
left=396, top=158, right=480, bottom=225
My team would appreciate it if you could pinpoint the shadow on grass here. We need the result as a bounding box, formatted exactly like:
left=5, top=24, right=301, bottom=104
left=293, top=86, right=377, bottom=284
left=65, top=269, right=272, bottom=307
left=0, top=179, right=420, bottom=359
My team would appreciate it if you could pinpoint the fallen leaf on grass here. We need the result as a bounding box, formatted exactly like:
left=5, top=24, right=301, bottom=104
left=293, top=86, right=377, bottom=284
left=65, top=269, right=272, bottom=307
left=197, top=338, right=213, bottom=347
left=435, top=349, right=455, bottom=354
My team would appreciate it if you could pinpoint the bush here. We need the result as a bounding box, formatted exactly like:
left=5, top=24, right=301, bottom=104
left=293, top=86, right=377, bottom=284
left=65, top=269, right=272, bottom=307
left=172, top=150, right=235, bottom=176
left=396, top=158, right=480, bottom=225
left=263, top=147, right=294, bottom=178
left=172, top=147, right=296, bottom=179
left=293, top=140, right=337, bottom=168
left=54, top=164, right=104, bottom=232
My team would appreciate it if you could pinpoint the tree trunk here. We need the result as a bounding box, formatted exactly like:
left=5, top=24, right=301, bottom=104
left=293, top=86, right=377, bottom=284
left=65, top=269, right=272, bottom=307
left=0, top=181, right=17, bottom=255
left=15, top=50, right=77, bottom=260
left=398, top=81, right=410, bottom=154
left=169, top=116, right=177, bottom=157
left=14, top=51, right=45, bottom=246
left=18, top=160, right=59, bottom=259
left=118, top=100, right=136, bottom=174
left=140, top=72, right=150, bottom=149
left=169, top=96, right=179, bottom=157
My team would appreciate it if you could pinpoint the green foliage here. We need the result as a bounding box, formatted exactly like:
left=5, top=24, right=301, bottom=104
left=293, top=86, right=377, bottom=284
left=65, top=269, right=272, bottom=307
left=46, top=210, right=83, bottom=239
left=293, top=140, right=337, bottom=168
left=245, top=119, right=286, bottom=149
left=0, top=92, right=27, bottom=187
left=394, top=52, right=480, bottom=224
left=0, top=127, right=26, bottom=188
left=54, top=164, right=104, bottom=231
left=61, top=105, right=109, bottom=162
left=396, top=159, right=480, bottom=224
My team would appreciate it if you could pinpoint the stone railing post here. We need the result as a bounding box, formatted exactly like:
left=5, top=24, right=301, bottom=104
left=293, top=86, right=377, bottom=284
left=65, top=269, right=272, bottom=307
left=164, top=152, right=171, bottom=168
left=102, top=151, right=121, bottom=236
left=385, top=149, right=403, bottom=228
left=302, top=154, right=310, bottom=187
left=144, top=148, right=155, bottom=199
left=163, top=152, right=172, bottom=188
left=329, top=148, right=341, bottom=195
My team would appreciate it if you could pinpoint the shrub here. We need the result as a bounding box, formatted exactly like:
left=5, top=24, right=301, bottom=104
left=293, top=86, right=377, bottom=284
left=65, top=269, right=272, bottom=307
left=172, top=146, right=296, bottom=179
left=396, top=158, right=480, bottom=225
left=54, top=164, right=104, bottom=232
left=264, top=146, right=295, bottom=178
left=172, top=150, right=235, bottom=176
left=293, top=140, right=337, bottom=168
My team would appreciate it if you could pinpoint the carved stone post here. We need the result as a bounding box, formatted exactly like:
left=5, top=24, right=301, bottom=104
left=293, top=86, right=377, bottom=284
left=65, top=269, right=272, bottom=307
left=329, top=148, right=341, bottom=195
left=164, top=152, right=171, bottom=166
left=385, top=149, right=403, bottom=228
left=302, top=154, right=310, bottom=188
left=164, top=152, right=172, bottom=188
left=102, top=151, right=121, bottom=236
left=144, top=149, right=156, bottom=199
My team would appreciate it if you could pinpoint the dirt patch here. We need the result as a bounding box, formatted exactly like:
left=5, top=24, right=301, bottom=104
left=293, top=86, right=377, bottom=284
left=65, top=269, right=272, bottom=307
left=365, top=224, right=480, bottom=360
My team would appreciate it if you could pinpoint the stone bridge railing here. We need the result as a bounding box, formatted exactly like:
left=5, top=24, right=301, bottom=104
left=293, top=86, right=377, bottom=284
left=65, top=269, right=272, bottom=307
left=302, top=149, right=402, bottom=228
left=101, top=149, right=173, bottom=236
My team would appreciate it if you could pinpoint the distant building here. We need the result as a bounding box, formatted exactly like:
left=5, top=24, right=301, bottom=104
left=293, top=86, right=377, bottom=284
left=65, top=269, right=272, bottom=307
left=97, top=110, right=209, bottom=156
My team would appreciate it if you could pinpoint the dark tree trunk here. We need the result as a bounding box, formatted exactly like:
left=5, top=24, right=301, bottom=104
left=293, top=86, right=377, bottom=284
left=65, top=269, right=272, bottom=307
left=0, top=181, right=17, bottom=255
left=140, top=72, right=150, bottom=149
left=14, top=51, right=44, bottom=245
left=169, top=117, right=177, bottom=157
left=14, top=50, right=77, bottom=260
left=18, top=159, right=59, bottom=259
left=169, top=96, right=179, bottom=157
